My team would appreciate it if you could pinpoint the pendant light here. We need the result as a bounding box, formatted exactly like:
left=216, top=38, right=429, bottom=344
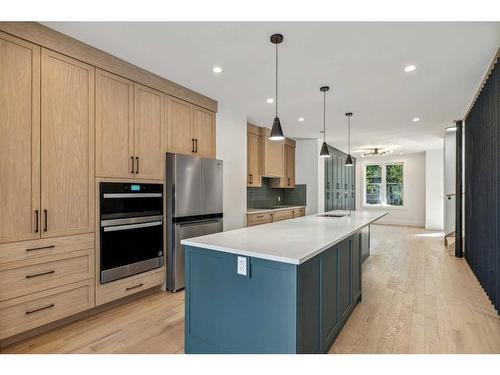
left=319, top=86, right=330, bottom=158
left=269, top=34, right=285, bottom=141
left=345, top=112, right=354, bottom=166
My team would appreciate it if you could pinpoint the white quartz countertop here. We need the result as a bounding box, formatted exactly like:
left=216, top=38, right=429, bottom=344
left=181, top=210, right=387, bottom=265
left=246, top=206, right=305, bottom=214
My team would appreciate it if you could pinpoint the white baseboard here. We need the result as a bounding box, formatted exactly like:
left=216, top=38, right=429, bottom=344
left=374, top=219, right=425, bottom=227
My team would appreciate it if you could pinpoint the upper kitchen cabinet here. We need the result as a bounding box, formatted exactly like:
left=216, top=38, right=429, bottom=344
left=40, top=49, right=95, bottom=238
left=260, top=127, right=284, bottom=178
left=95, top=73, right=164, bottom=180
left=0, top=32, right=40, bottom=244
left=167, top=97, right=216, bottom=159
left=247, top=123, right=262, bottom=187
left=95, top=69, right=134, bottom=179
left=271, top=138, right=296, bottom=188
left=134, top=84, right=165, bottom=179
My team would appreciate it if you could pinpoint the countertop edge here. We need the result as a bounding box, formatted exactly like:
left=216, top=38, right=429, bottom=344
left=181, top=211, right=388, bottom=265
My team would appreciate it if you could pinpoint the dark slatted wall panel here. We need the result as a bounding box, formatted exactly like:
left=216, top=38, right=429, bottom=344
left=465, top=58, right=499, bottom=313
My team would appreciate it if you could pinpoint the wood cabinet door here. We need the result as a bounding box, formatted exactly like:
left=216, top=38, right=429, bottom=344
left=167, top=97, right=194, bottom=155
left=95, top=69, right=134, bottom=178
left=40, top=49, right=94, bottom=238
left=0, top=33, right=41, bottom=243
left=262, top=131, right=284, bottom=178
left=247, top=132, right=261, bottom=186
left=193, top=106, right=215, bottom=158
left=133, top=84, right=164, bottom=180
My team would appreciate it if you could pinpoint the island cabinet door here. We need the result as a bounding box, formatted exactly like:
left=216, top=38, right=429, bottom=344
left=339, top=238, right=352, bottom=322
left=351, top=232, right=361, bottom=299
left=321, top=245, right=340, bottom=349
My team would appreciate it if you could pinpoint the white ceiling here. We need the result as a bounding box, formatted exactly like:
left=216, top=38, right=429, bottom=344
left=43, top=22, right=499, bottom=154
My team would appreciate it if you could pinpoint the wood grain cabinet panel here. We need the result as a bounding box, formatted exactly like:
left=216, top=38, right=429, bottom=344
left=167, top=97, right=194, bottom=155
left=271, top=139, right=296, bottom=188
left=134, top=84, right=164, bottom=180
left=0, top=279, right=94, bottom=340
left=246, top=213, right=274, bottom=227
left=40, top=49, right=94, bottom=238
left=260, top=127, right=284, bottom=177
left=0, top=32, right=40, bottom=244
left=247, top=124, right=262, bottom=187
left=95, top=69, right=134, bottom=179
left=193, top=106, right=215, bottom=158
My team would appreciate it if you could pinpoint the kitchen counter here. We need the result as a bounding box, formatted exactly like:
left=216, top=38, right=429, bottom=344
left=182, top=210, right=387, bottom=264
left=246, top=205, right=305, bottom=214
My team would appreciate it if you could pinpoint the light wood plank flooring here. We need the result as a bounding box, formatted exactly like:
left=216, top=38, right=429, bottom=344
left=2, top=225, right=499, bottom=354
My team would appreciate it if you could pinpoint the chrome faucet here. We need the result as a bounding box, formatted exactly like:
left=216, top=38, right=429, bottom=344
left=337, top=191, right=351, bottom=216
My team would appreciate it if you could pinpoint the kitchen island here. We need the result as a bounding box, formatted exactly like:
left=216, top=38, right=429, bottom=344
left=181, top=210, right=387, bottom=353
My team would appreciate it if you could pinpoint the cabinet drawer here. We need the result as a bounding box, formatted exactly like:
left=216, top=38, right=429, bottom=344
left=96, top=268, right=164, bottom=306
left=0, top=279, right=94, bottom=339
left=293, top=208, right=305, bottom=217
left=247, top=213, right=273, bottom=227
left=0, top=250, right=93, bottom=301
left=0, top=233, right=94, bottom=265
left=273, top=209, right=294, bottom=222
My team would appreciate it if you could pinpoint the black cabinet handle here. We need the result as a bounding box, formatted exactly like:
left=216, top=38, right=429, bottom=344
left=26, top=303, right=55, bottom=315
left=288, top=177, right=290, bottom=186
left=26, top=270, right=55, bottom=279
left=34, top=210, right=39, bottom=233
left=191, top=139, right=195, bottom=153
left=26, top=245, right=55, bottom=252
left=43, top=209, right=48, bottom=232
left=131, top=156, right=134, bottom=174
left=135, top=157, right=139, bottom=174
left=126, top=283, right=144, bottom=291
left=195, top=139, right=198, bottom=153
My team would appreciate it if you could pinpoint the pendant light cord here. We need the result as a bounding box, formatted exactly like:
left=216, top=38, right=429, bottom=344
left=348, top=115, right=350, bottom=154
left=323, top=91, right=326, bottom=142
left=275, top=43, right=278, bottom=118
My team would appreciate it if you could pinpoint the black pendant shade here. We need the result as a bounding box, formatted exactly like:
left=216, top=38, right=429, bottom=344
left=269, top=34, right=285, bottom=141
left=269, top=117, right=284, bottom=141
left=320, top=141, right=330, bottom=158
left=345, top=154, right=354, bottom=166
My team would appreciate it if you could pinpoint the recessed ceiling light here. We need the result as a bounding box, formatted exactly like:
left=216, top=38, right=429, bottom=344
left=266, top=98, right=274, bottom=104
left=298, top=117, right=304, bottom=122
left=412, top=117, right=420, bottom=122
left=404, top=65, right=416, bottom=72
left=212, top=66, right=222, bottom=73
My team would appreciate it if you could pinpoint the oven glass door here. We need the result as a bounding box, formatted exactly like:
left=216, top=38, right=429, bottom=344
left=100, top=220, right=163, bottom=282
left=100, top=194, right=163, bottom=220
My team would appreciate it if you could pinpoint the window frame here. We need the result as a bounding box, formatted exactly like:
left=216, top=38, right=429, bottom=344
left=362, top=161, right=406, bottom=209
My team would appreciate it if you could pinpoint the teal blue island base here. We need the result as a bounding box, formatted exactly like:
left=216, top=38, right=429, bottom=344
left=184, top=230, right=363, bottom=354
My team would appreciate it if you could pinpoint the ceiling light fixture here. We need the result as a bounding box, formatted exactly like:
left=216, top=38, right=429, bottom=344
left=266, top=98, right=274, bottom=104
left=319, top=86, right=330, bottom=158
left=361, top=148, right=392, bottom=157
left=345, top=113, right=354, bottom=167
left=446, top=126, right=457, bottom=132
left=412, top=117, right=420, bottom=122
left=212, top=66, right=222, bottom=73
left=404, top=65, right=416, bottom=72
left=298, top=117, right=304, bottom=122
left=269, top=34, right=285, bottom=141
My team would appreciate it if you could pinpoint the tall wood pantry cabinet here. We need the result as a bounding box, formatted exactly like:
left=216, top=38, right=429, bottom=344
left=0, top=33, right=94, bottom=243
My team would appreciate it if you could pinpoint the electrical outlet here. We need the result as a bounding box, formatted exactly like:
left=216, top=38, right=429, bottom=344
left=278, top=196, right=281, bottom=202
left=237, top=256, right=248, bottom=277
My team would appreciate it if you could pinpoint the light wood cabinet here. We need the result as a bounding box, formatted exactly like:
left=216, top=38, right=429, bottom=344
left=95, top=72, right=164, bottom=180
left=95, top=69, right=134, bottom=179
left=41, top=49, right=94, bottom=238
left=247, top=212, right=274, bottom=227
left=260, top=127, right=284, bottom=177
left=247, top=124, right=262, bottom=187
left=0, top=33, right=40, bottom=244
left=167, top=97, right=216, bottom=158
left=134, top=84, right=164, bottom=179
left=271, top=139, right=296, bottom=188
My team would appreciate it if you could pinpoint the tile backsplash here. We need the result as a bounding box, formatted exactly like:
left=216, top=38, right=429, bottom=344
left=247, top=177, right=306, bottom=208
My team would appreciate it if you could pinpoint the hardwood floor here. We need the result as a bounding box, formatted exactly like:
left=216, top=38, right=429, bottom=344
left=2, top=224, right=499, bottom=354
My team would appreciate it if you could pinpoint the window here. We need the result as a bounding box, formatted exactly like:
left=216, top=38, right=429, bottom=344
left=364, top=162, right=404, bottom=206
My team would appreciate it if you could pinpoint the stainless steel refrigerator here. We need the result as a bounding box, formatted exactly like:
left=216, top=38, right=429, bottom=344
left=165, top=153, right=223, bottom=291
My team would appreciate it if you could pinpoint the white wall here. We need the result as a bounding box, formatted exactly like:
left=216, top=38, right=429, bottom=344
left=355, top=152, right=426, bottom=227
left=425, top=148, right=444, bottom=230
left=216, top=104, right=247, bottom=231
left=444, top=131, right=456, bottom=234
left=295, top=139, right=325, bottom=215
